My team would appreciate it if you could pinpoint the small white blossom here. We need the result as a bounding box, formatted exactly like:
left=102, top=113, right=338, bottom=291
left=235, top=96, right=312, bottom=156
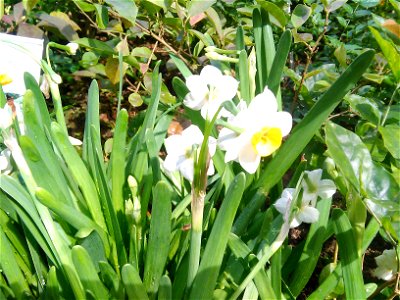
left=68, top=136, right=82, bottom=146
left=67, top=42, right=79, bottom=55
left=274, top=188, right=320, bottom=228
left=302, top=169, right=336, bottom=205
left=163, top=125, right=216, bottom=182
left=0, top=148, right=12, bottom=175
left=372, top=249, right=398, bottom=281
left=218, top=87, right=292, bottom=174
left=183, top=65, right=238, bottom=119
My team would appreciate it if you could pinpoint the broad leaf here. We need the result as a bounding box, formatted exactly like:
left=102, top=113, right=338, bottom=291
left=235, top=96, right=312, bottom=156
left=291, top=4, right=312, bottom=28
left=106, top=0, right=138, bottom=25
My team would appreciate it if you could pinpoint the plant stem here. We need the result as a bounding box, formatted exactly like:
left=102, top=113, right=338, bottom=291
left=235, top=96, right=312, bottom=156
left=187, top=189, right=205, bottom=290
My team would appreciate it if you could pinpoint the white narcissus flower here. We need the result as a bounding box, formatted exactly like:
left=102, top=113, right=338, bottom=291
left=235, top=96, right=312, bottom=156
left=302, top=169, right=336, bottom=205
left=163, top=125, right=216, bottom=182
left=274, top=188, right=320, bottom=228
left=183, top=65, right=238, bottom=119
left=372, top=249, right=398, bottom=281
left=218, top=87, right=292, bottom=174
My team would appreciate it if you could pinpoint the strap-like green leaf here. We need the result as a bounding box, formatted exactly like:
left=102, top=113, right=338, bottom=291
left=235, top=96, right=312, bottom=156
left=332, top=209, right=365, bottom=300
left=144, top=181, right=172, bottom=298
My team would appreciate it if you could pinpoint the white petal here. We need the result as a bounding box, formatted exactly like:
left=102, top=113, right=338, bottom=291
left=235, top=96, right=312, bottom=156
left=186, top=75, right=208, bottom=98
left=208, top=136, right=217, bottom=157
left=0, top=154, right=10, bottom=171
left=282, top=188, right=296, bottom=200
left=164, top=134, right=185, bottom=156
left=0, top=107, right=13, bottom=130
left=317, top=179, right=337, bottom=198
left=298, top=206, right=320, bottom=224
left=290, top=217, right=302, bottom=228
left=218, top=128, right=237, bottom=150
left=207, top=160, right=215, bottom=176
left=178, top=157, right=194, bottom=182
left=267, top=111, right=292, bottom=137
left=163, top=155, right=180, bottom=173
left=200, top=65, right=223, bottom=84
left=274, top=194, right=291, bottom=214
left=302, top=190, right=318, bottom=204
left=68, top=136, right=82, bottom=146
left=183, top=93, right=206, bottom=110
left=238, top=142, right=260, bottom=174
left=248, top=87, right=278, bottom=115
left=215, top=75, right=238, bottom=101
left=305, top=169, right=323, bottom=185
left=201, top=98, right=226, bottom=119
left=372, top=267, right=394, bottom=281
left=182, top=125, right=204, bottom=146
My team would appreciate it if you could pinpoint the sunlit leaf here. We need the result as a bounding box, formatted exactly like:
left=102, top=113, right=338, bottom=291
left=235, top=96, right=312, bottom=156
left=105, top=0, right=138, bottom=25
left=187, top=0, right=216, bottom=17
left=379, top=124, right=400, bottom=159
left=291, top=4, right=312, bottom=28
left=370, top=26, right=400, bottom=81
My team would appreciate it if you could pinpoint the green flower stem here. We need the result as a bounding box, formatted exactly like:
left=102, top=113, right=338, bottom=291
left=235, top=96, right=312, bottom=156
left=47, top=42, right=72, bottom=54
left=47, top=75, right=68, bottom=135
left=215, top=119, right=244, bottom=134
left=187, top=189, right=205, bottom=290
left=205, top=52, right=239, bottom=63
left=205, top=46, right=241, bottom=55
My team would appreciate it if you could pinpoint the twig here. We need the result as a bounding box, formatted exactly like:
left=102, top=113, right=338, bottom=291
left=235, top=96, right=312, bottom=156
left=291, top=11, right=330, bottom=113
left=135, top=22, right=192, bottom=69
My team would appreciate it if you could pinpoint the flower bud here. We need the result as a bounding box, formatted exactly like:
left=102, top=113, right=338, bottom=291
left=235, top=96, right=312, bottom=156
left=66, top=42, right=79, bottom=55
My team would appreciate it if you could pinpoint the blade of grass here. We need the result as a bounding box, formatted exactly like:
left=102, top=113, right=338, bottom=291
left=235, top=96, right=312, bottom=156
left=122, top=263, right=149, bottom=300
left=265, top=30, right=292, bottom=100
left=288, top=198, right=332, bottom=296
left=35, top=187, right=110, bottom=256
left=158, top=275, right=172, bottom=300
left=71, top=245, right=109, bottom=299
left=110, top=109, right=128, bottom=218
left=23, top=90, right=74, bottom=207
left=169, top=53, right=192, bottom=79
left=51, top=121, right=107, bottom=231
left=24, top=73, right=51, bottom=131
left=0, top=227, right=32, bottom=298
left=143, top=181, right=172, bottom=298
left=239, top=49, right=251, bottom=104
left=0, top=175, right=59, bottom=266
left=332, top=208, right=365, bottom=300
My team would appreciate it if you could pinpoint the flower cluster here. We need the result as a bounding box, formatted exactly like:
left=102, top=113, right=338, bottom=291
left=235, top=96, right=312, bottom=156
left=163, top=65, right=293, bottom=181
left=274, top=169, right=336, bottom=228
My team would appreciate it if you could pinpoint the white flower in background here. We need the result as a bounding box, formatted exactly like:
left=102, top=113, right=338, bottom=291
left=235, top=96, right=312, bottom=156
left=1, top=100, right=24, bottom=134
left=164, top=125, right=216, bottom=182
left=66, top=42, right=79, bottom=55
left=218, top=87, right=292, bottom=174
left=183, top=65, right=238, bottom=119
left=0, top=105, right=13, bottom=130
left=0, top=148, right=12, bottom=175
left=372, top=249, right=398, bottom=281
left=302, top=169, right=336, bottom=205
left=68, top=136, right=82, bottom=146
left=274, top=188, right=320, bottom=228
